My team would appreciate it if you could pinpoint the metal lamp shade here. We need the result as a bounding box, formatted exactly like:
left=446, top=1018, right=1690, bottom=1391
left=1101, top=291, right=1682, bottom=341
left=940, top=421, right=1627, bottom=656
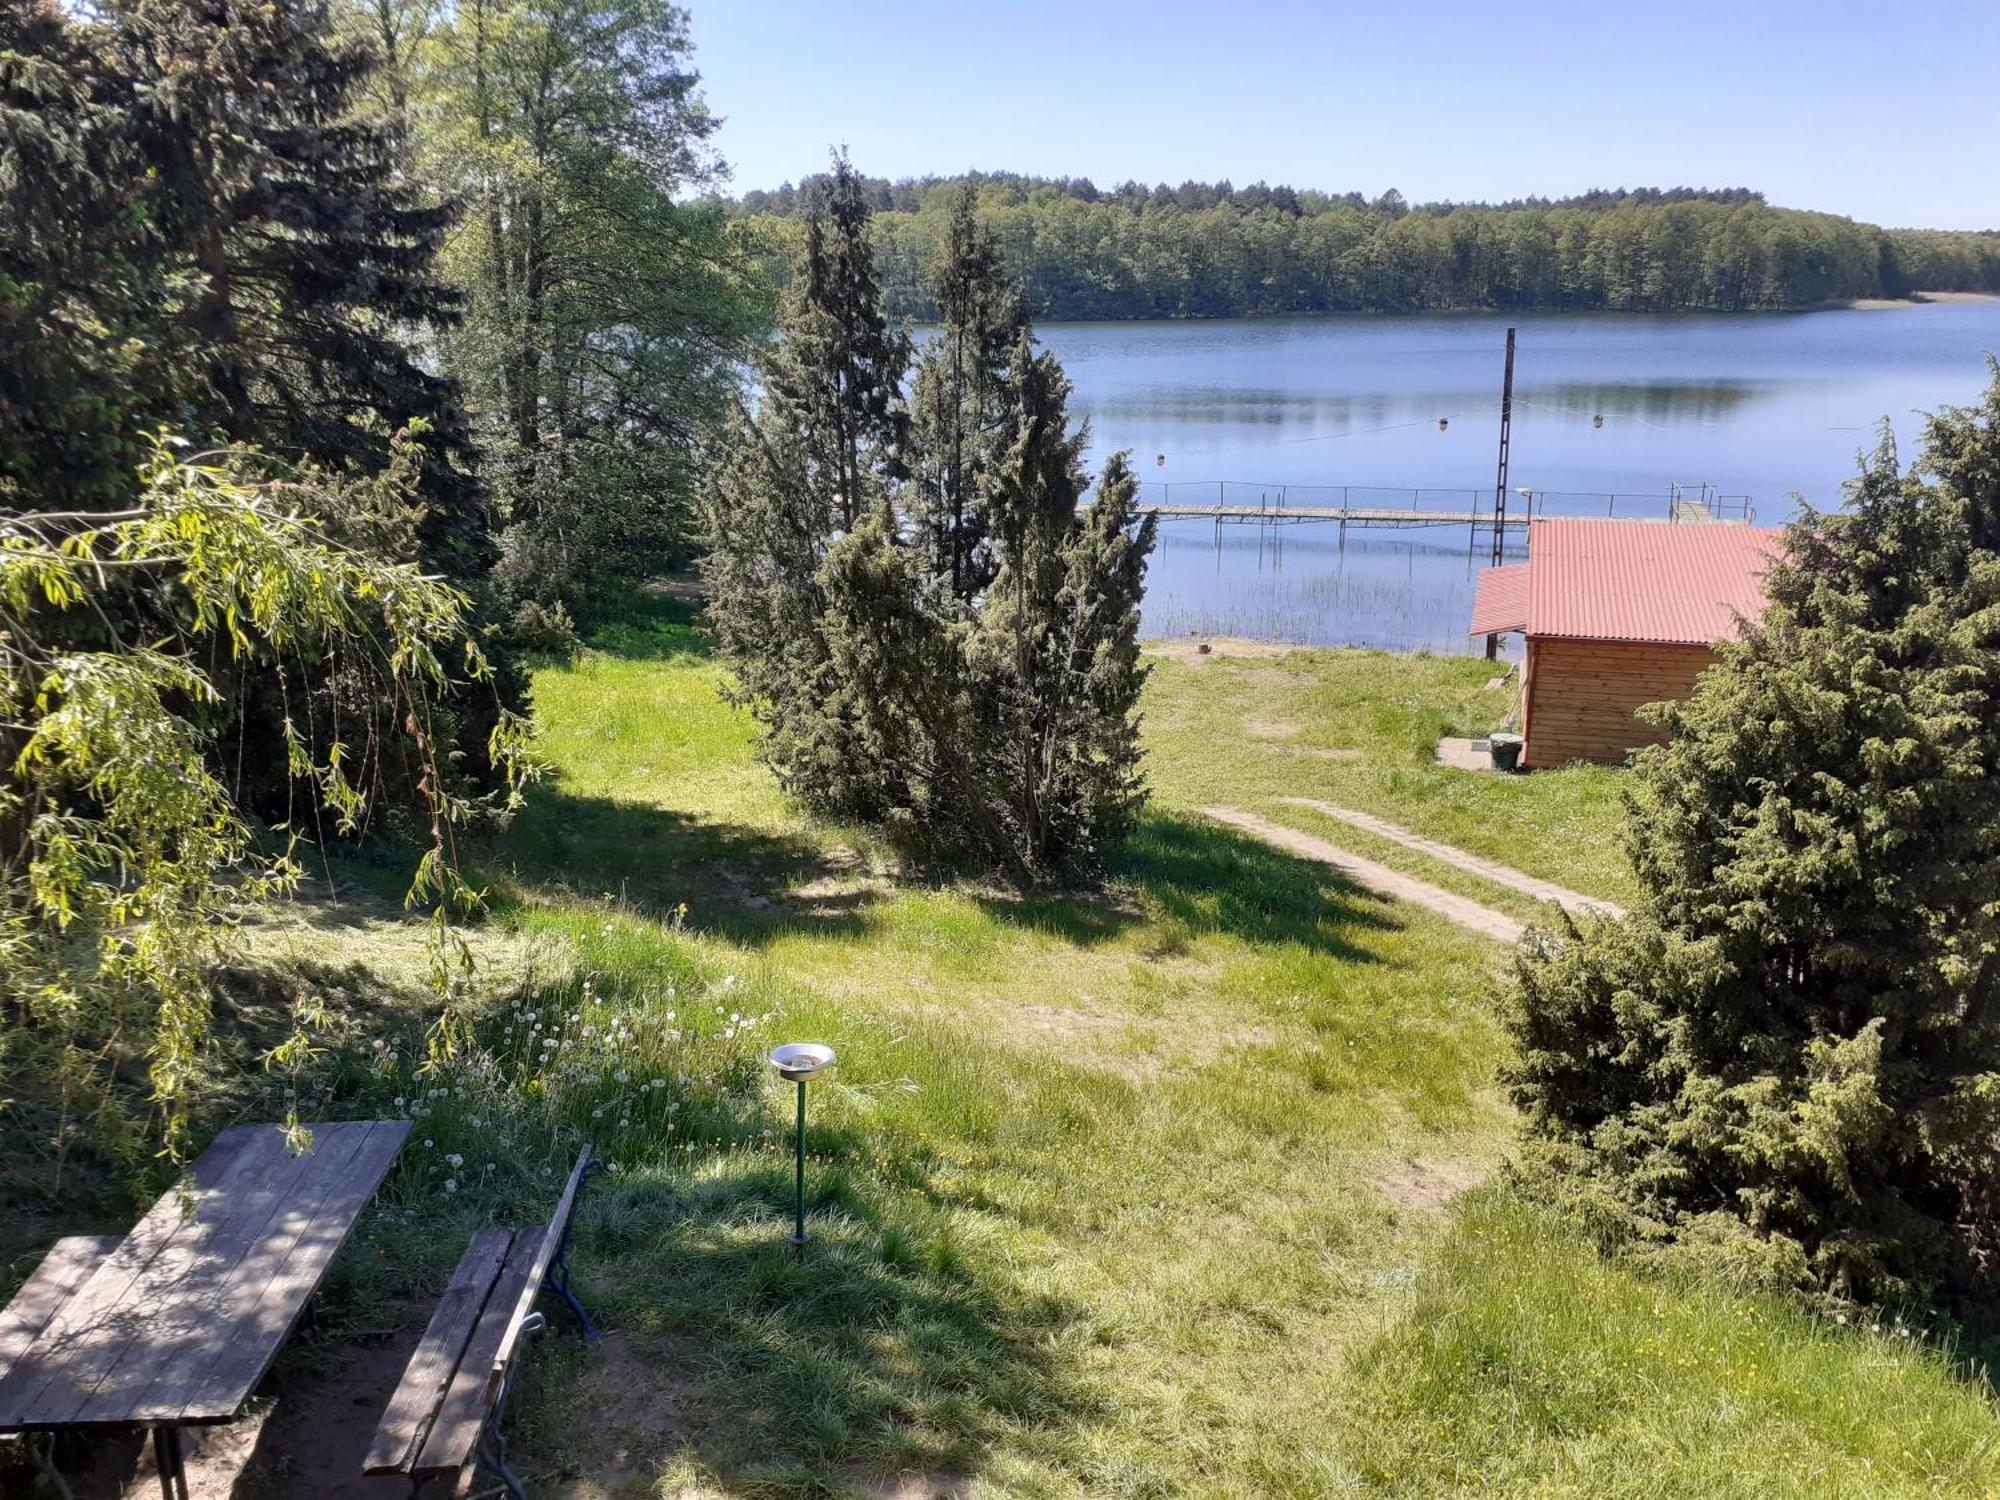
left=770, top=1042, right=835, bottom=1082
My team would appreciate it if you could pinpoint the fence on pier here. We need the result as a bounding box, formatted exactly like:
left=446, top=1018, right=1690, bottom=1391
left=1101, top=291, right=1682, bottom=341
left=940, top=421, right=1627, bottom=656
left=1131, top=480, right=1756, bottom=543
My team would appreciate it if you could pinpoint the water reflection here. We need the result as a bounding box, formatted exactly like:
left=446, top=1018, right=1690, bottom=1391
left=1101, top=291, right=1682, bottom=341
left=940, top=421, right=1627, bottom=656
left=1144, top=525, right=1520, bottom=655
left=1038, top=304, right=2000, bottom=649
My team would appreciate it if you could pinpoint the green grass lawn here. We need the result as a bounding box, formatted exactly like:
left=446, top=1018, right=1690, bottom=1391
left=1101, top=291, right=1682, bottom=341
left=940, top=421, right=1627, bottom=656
left=16, top=597, right=1993, bottom=1498
left=472, top=600, right=1996, bottom=1496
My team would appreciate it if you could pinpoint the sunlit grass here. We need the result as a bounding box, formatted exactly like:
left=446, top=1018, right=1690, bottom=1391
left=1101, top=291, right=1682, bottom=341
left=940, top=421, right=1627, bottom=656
left=153, top=595, right=2000, bottom=1498
left=1347, top=1192, right=2000, bottom=1498
left=1138, top=642, right=1639, bottom=906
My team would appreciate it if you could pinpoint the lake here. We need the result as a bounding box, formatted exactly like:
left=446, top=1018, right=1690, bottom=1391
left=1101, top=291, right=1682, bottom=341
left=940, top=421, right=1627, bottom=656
left=1036, top=302, right=2000, bottom=652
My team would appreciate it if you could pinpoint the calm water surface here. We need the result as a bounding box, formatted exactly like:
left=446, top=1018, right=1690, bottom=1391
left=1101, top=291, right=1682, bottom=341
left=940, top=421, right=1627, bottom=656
left=1035, top=304, right=2000, bottom=651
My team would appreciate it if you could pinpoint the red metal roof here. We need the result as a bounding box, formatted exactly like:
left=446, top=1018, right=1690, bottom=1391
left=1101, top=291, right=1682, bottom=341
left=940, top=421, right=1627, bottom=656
left=1471, top=519, right=1783, bottom=646
left=1469, top=563, right=1529, bottom=635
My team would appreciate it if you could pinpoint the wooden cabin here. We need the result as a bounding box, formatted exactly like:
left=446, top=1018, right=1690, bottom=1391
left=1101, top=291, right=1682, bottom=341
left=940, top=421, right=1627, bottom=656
left=1469, top=519, right=1781, bottom=768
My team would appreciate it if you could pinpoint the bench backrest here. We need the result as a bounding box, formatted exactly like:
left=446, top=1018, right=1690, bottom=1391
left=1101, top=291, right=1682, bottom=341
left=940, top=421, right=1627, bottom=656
left=484, top=1144, right=594, bottom=1401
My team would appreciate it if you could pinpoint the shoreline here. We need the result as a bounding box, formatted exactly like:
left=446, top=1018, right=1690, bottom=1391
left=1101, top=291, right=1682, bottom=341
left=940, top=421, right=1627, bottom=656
left=1829, top=290, right=2000, bottom=311
left=1023, top=291, right=2000, bottom=327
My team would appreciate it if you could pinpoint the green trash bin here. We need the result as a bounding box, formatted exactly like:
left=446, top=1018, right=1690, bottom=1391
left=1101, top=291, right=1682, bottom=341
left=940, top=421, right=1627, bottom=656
left=1489, top=732, right=1523, bottom=772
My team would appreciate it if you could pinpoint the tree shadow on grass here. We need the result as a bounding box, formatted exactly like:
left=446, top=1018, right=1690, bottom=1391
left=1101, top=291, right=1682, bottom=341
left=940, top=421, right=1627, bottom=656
left=571, top=588, right=716, bottom=663
left=519, top=1127, right=1102, bottom=1494
left=972, top=809, right=1404, bottom=964
left=494, top=783, right=891, bottom=943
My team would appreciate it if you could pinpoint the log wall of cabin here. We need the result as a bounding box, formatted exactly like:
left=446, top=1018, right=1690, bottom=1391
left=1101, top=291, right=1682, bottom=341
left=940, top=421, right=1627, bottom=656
left=1521, top=636, right=1716, bottom=768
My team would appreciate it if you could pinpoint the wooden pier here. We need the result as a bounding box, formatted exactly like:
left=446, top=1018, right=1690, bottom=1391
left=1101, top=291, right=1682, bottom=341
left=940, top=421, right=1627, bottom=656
left=1125, top=481, right=1756, bottom=540
left=1141, top=501, right=1527, bottom=529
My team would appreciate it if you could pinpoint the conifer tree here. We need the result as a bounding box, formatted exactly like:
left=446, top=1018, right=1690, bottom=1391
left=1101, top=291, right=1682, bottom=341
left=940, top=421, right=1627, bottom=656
left=702, top=154, right=910, bottom=814
left=1510, top=370, right=2000, bottom=1305
left=0, top=0, right=484, bottom=561
left=908, top=184, right=1023, bottom=602
left=0, top=0, right=516, bottom=812
left=971, top=344, right=1155, bottom=870
left=706, top=159, right=1155, bottom=876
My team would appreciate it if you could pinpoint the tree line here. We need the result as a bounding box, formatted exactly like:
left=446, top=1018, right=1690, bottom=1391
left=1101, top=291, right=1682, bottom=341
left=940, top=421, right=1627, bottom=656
left=730, top=173, right=2000, bottom=320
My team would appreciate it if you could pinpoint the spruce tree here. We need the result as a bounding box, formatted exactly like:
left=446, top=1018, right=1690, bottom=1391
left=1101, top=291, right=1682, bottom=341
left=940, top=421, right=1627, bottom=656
left=1510, top=371, right=2000, bottom=1305
left=0, top=0, right=516, bottom=814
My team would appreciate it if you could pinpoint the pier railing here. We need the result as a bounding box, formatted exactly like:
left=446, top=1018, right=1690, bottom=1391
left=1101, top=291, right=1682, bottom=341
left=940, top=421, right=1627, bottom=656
left=1133, top=481, right=1755, bottom=526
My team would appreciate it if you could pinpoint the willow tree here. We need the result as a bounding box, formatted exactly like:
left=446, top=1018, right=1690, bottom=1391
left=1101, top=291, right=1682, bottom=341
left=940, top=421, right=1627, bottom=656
left=2, top=433, right=532, bottom=1163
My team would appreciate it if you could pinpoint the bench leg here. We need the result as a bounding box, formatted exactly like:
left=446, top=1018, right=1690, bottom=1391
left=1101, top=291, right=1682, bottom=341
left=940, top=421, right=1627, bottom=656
left=151, top=1425, right=189, bottom=1500
left=543, top=1251, right=599, bottom=1343
left=545, top=1164, right=603, bottom=1342
left=473, top=1358, right=533, bottom=1500
left=24, top=1433, right=74, bottom=1500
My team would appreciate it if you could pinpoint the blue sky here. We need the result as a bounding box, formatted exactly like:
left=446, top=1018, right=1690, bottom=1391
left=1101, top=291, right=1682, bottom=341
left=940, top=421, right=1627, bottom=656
left=689, top=0, right=2000, bottom=229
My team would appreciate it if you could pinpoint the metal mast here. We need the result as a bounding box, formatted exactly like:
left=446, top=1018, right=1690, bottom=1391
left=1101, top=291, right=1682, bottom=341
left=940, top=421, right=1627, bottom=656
left=1492, top=325, right=1516, bottom=567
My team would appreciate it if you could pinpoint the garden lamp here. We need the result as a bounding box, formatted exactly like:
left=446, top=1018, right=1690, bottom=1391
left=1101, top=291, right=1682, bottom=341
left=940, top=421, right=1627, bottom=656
left=768, top=1042, right=835, bottom=1253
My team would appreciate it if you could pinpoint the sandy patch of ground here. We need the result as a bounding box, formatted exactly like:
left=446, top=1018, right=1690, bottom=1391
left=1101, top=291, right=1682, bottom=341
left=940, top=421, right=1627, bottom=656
left=1244, top=718, right=1301, bottom=740
left=642, top=573, right=705, bottom=602
left=1838, top=291, right=2000, bottom=311
left=1373, top=1157, right=1493, bottom=1212
left=1199, top=805, right=1525, bottom=945
left=551, top=1332, right=702, bottom=1500
left=846, top=1473, right=972, bottom=1500
left=1145, top=636, right=1305, bottom=665
left=1289, top=746, right=1364, bottom=763
left=67, top=1336, right=417, bottom=1498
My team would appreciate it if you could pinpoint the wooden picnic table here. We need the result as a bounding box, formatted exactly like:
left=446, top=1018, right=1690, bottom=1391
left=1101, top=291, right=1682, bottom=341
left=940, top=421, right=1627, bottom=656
left=0, top=1119, right=410, bottom=1499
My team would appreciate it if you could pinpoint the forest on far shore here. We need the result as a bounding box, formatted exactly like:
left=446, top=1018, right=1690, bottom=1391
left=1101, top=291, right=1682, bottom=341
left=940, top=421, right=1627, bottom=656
left=727, top=174, right=2000, bottom=320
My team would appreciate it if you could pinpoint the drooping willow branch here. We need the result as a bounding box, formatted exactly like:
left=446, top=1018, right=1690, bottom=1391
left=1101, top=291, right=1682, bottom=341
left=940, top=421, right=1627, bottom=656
left=1, top=427, right=535, bottom=1161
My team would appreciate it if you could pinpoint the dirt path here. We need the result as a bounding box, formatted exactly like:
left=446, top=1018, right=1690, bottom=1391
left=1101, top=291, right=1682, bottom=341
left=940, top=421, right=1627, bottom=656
left=1278, top=799, right=1627, bottom=919
left=1200, top=807, right=1524, bottom=944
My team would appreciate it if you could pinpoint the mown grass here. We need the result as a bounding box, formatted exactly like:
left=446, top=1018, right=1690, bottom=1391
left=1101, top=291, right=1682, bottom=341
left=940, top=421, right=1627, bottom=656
left=1137, top=640, right=1639, bottom=908
left=470, top=598, right=2000, bottom=1496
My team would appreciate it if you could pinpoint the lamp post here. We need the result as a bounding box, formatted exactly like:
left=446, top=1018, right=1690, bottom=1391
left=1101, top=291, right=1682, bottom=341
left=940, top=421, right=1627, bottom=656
left=768, top=1042, right=835, bottom=1253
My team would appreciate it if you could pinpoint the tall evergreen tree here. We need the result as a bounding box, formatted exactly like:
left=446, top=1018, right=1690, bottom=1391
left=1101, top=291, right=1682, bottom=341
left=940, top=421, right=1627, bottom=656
left=2, top=0, right=490, bottom=577
left=702, top=154, right=910, bottom=815
left=1509, top=371, right=2000, bottom=1305
left=908, top=184, right=1023, bottom=601
left=0, top=0, right=516, bottom=810
left=759, top=153, right=910, bottom=530
left=707, top=160, right=1155, bottom=876
left=971, top=345, right=1155, bottom=870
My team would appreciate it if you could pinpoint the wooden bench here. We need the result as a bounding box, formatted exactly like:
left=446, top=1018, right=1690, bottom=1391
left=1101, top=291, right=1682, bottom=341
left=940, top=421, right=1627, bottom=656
left=364, top=1146, right=600, bottom=1499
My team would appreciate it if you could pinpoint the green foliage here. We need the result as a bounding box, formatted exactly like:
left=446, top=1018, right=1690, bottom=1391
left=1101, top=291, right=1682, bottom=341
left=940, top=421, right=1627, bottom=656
left=356, top=0, right=769, bottom=609
left=908, top=185, right=1025, bottom=599
left=476, top=615, right=1995, bottom=1495
left=0, top=0, right=523, bottom=826
left=1509, top=370, right=2000, bottom=1307
left=704, top=160, right=1155, bottom=876
left=733, top=174, right=2000, bottom=319
left=0, top=434, right=532, bottom=1160
left=0, top=0, right=483, bottom=545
